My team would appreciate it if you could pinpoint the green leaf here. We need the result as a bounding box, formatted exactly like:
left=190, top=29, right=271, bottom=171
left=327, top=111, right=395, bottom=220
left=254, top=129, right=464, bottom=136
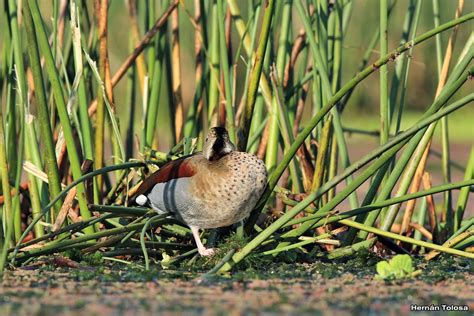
left=391, top=254, right=414, bottom=274
left=375, top=254, right=417, bottom=280
left=376, top=261, right=391, bottom=279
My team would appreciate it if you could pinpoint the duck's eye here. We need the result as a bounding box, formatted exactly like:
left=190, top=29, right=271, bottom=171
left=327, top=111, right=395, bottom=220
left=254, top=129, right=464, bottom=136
left=205, top=137, right=209, bottom=142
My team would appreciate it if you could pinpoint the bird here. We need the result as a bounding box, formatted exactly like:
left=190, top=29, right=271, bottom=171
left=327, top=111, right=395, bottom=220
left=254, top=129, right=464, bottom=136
left=134, top=127, right=267, bottom=256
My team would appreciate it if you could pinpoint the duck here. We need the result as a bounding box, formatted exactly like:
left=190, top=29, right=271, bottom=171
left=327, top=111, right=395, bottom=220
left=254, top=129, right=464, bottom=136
left=134, top=127, right=267, bottom=256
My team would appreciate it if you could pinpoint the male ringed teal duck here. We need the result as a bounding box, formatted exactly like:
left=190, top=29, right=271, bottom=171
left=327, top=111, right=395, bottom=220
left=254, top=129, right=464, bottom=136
left=135, top=127, right=267, bottom=256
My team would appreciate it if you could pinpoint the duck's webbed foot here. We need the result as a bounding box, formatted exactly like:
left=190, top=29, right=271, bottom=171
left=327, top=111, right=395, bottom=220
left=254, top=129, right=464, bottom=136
left=190, top=226, right=215, bottom=257
left=198, top=247, right=215, bottom=256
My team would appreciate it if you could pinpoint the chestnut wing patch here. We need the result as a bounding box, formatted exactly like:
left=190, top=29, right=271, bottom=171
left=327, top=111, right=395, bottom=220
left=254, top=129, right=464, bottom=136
left=135, top=157, right=197, bottom=196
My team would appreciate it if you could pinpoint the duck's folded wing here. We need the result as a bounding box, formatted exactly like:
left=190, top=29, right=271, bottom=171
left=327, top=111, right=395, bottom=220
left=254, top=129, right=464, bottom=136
left=135, top=156, right=197, bottom=197
left=134, top=157, right=199, bottom=217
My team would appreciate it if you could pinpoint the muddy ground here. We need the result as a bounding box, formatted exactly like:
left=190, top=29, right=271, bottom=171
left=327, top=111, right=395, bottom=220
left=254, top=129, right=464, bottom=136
left=1, top=255, right=472, bottom=315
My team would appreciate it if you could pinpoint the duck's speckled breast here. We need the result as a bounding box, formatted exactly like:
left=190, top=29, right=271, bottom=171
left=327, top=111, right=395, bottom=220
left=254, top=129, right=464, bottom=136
left=184, top=152, right=267, bottom=228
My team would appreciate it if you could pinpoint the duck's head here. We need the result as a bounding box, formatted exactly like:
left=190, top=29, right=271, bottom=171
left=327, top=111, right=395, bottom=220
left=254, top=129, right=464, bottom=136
left=203, top=127, right=235, bottom=161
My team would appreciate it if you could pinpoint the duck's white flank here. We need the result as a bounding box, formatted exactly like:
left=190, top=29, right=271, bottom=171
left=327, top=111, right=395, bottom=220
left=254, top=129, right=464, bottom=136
left=136, top=194, right=148, bottom=206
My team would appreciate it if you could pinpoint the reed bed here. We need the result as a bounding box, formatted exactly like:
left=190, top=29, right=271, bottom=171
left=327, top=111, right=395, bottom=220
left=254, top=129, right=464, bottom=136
left=0, top=0, right=473, bottom=276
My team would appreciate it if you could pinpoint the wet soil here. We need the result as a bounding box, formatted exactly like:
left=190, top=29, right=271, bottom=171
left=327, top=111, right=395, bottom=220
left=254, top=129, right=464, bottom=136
left=1, top=256, right=472, bottom=316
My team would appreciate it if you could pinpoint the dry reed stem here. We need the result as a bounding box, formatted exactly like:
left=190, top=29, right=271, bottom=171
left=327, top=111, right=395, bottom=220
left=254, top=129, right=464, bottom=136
left=52, top=187, right=77, bottom=232
left=422, top=172, right=439, bottom=240
left=171, top=8, right=184, bottom=141
left=284, top=29, right=306, bottom=88
left=293, top=65, right=314, bottom=191
left=311, top=117, right=333, bottom=192
left=400, top=142, right=430, bottom=233
left=425, top=229, right=473, bottom=260
left=410, top=223, right=433, bottom=240
left=0, top=183, right=29, bottom=205
left=82, top=234, right=127, bottom=254
left=292, top=65, right=311, bottom=137
left=257, top=119, right=271, bottom=160
left=105, top=56, right=114, bottom=105
left=392, top=223, right=432, bottom=240
left=94, top=0, right=109, bottom=197
left=52, top=160, right=93, bottom=232
left=55, top=0, right=68, bottom=53
left=56, top=137, right=67, bottom=171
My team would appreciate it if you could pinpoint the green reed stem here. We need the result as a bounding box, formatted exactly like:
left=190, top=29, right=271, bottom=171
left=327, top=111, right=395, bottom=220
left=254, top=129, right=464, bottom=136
left=265, top=0, right=291, bottom=174
left=24, top=117, right=44, bottom=238
left=341, top=219, right=473, bottom=259
left=226, top=176, right=474, bottom=272
left=379, top=0, right=389, bottom=145
left=144, top=20, right=167, bottom=148
left=227, top=0, right=273, bottom=114
left=329, top=92, right=472, bottom=221
left=6, top=2, right=27, bottom=215
left=141, top=214, right=164, bottom=270
left=0, top=93, right=14, bottom=277
left=455, top=147, right=474, bottom=230
left=14, top=215, right=171, bottom=261
left=283, top=179, right=474, bottom=228
left=237, top=0, right=275, bottom=151
left=217, top=0, right=235, bottom=142
left=261, top=233, right=332, bottom=256
left=270, top=70, right=303, bottom=192
left=23, top=1, right=63, bottom=217
left=89, top=204, right=150, bottom=216
left=71, top=1, right=93, bottom=160
left=207, top=1, right=220, bottom=126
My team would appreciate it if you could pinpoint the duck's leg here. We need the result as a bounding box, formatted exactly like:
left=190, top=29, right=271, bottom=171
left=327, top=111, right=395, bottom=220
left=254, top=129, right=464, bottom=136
left=190, top=226, right=215, bottom=256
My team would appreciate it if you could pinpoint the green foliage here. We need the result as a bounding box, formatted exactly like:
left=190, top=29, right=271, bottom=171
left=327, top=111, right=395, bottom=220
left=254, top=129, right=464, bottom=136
left=83, top=251, right=104, bottom=266
left=64, top=249, right=103, bottom=266
left=184, top=233, right=251, bottom=271
left=375, top=254, right=418, bottom=281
